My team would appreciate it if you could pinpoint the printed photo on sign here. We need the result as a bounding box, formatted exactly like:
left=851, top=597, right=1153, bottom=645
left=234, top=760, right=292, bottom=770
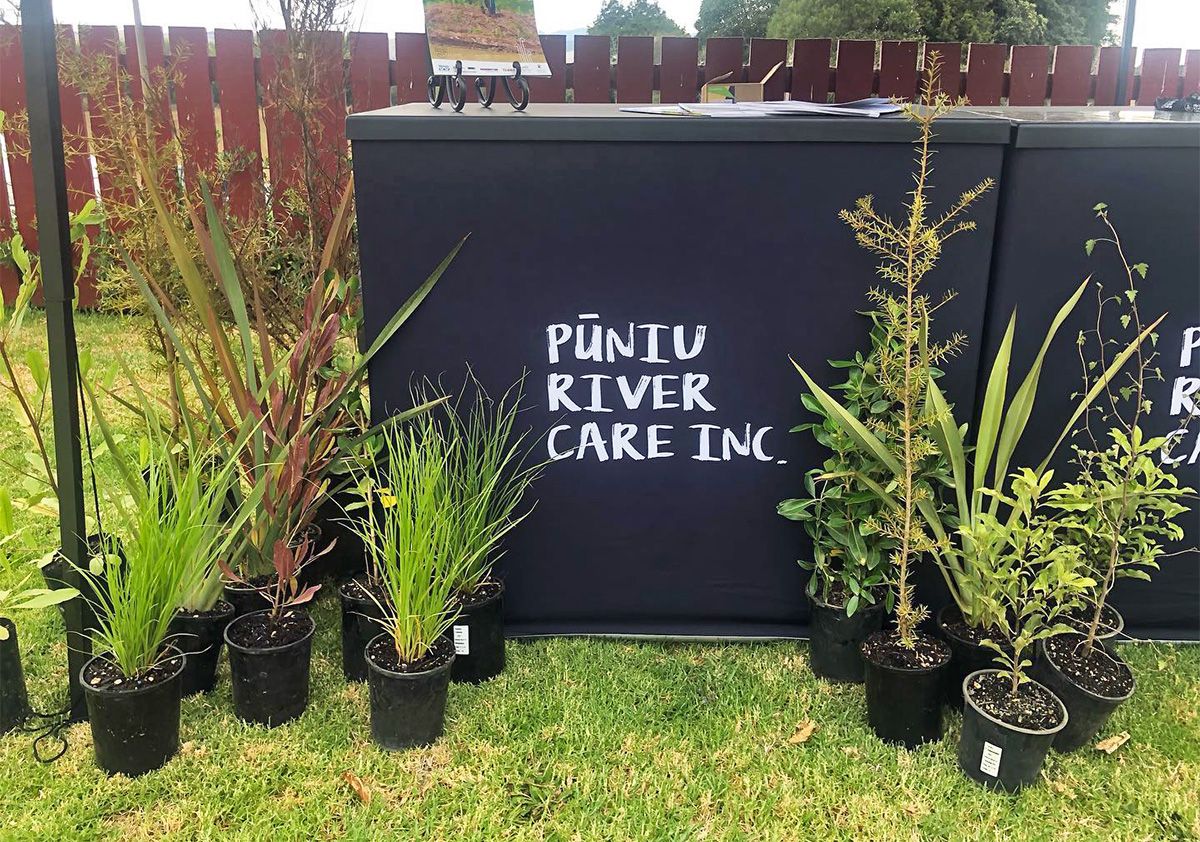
left=423, top=0, right=550, bottom=77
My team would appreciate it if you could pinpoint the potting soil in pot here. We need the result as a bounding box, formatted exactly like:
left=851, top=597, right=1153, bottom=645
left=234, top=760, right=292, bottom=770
left=226, top=610, right=313, bottom=649
left=861, top=631, right=949, bottom=670
left=83, top=655, right=183, bottom=691
left=366, top=635, right=455, bottom=674
left=965, top=671, right=1063, bottom=731
left=1043, top=634, right=1135, bottom=698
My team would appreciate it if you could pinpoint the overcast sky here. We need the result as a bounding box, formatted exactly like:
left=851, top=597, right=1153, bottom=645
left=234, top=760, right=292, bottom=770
left=38, top=0, right=1200, bottom=50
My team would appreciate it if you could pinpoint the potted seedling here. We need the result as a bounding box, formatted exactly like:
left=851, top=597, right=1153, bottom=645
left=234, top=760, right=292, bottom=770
left=85, top=369, right=259, bottom=699
left=222, top=534, right=323, bottom=727
left=1034, top=206, right=1195, bottom=751
left=442, top=375, right=540, bottom=684
left=779, top=330, right=896, bottom=683
left=792, top=63, right=993, bottom=747
left=956, top=468, right=1092, bottom=793
left=76, top=417, right=247, bottom=777
left=353, top=422, right=460, bottom=750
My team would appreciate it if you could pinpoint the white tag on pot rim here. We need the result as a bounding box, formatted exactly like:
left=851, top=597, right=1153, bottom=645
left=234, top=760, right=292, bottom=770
left=453, top=625, right=470, bottom=656
left=980, top=741, right=1003, bottom=777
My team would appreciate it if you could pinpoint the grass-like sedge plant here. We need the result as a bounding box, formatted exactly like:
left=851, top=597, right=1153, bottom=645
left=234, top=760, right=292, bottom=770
left=441, top=374, right=541, bottom=598
left=82, top=377, right=261, bottom=676
left=353, top=418, right=462, bottom=666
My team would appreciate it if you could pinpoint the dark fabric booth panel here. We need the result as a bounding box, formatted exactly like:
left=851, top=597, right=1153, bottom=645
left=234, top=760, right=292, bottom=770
left=351, top=108, right=1005, bottom=639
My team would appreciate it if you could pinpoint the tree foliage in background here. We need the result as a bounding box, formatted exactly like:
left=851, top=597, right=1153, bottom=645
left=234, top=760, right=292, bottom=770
left=767, top=0, right=924, bottom=41
left=695, top=0, right=779, bottom=40
left=589, top=0, right=687, bottom=39
left=767, top=0, right=1113, bottom=44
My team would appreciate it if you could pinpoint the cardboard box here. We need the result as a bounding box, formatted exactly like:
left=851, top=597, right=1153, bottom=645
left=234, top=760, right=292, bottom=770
left=701, top=60, right=784, bottom=103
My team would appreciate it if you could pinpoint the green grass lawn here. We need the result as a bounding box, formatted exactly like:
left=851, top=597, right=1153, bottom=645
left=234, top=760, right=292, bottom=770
left=0, top=313, right=1198, bottom=840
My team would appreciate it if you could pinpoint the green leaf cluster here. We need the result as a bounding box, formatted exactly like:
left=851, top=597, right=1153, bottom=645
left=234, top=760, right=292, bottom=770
left=779, top=317, right=907, bottom=617
left=966, top=468, right=1095, bottom=697
left=350, top=385, right=537, bottom=664
left=1051, top=429, right=1193, bottom=612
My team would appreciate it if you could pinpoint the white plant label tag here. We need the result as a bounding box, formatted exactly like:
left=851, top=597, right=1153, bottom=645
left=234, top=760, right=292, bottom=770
left=980, top=742, right=1003, bottom=777
left=453, top=625, right=470, bottom=656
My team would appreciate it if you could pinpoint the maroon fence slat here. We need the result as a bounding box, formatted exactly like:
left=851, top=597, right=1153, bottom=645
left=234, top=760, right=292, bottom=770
left=213, top=29, right=260, bottom=218
left=1093, top=45, right=1122, bottom=105
left=572, top=34, right=611, bottom=103
left=660, top=37, right=698, bottom=104
left=123, top=25, right=164, bottom=108
left=834, top=40, right=874, bottom=102
left=394, top=32, right=429, bottom=104
left=703, top=36, right=743, bottom=85
left=528, top=34, right=567, bottom=103
left=260, top=29, right=301, bottom=217
left=54, top=26, right=97, bottom=305
left=311, top=30, right=349, bottom=202
left=965, top=42, right=1007, bottom=105
left=924, top=42, right=962, bottom=97
left=1008, top=45, right=1050, bottom=105
left=879, top=40, right=918, bottom=100
left=0, top=27, right=34, bottom=246
left=1137, top=47, right=1181, bottom=103
left=349, top=31, right=390, bottom=113
left=169, top=26, right=218, bottom=186
left=0, top=139, right=10, bottom=300
left=78, top=26, right=121, bottom=203
left=748, top=38, right=787, bottom=100
left=123, top=23, right=173, bottom=160
left=791, top=38, right=831, bottom=103
left=1049, top=45, right=1094, bottom=105
left=1184, top=50, right=1200, bottom=97
left=615, top=36, right=653, bottom=103
left=0, top=26, right=33, bottom=302
left=56, top=26, right=92, bottom=210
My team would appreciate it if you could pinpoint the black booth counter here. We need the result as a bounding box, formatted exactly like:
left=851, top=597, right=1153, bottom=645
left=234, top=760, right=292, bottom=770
left=347, top=104, right=1197, bottom=641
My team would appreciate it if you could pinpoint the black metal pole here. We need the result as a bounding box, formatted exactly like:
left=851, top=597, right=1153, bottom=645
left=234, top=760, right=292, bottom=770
left=20, top=0, right=91, bottom=723
left=1114, top=0, right=1137, bottom=107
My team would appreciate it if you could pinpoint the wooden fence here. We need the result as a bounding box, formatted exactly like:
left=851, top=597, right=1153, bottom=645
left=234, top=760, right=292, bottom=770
left=0, top=25, right=1197, bottom=305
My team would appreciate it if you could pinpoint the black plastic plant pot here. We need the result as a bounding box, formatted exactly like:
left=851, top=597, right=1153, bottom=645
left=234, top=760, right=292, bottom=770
left=958, top=670, right=1068, bottom=793
left=340, top=580, right=385, bottom=683
left=81, top=651, right=184, bottom=777
left=861, top=635, right=950, bottom=749
left=0, top=618, right=30, bottom=734
left=224, top=610, right=315, bottom=728
left=223, top=582, right=268, bottom=618
left=937, top=606, right=999, bottom=709
left=807, top=594, right=882, bottom=684
left=168, top=601, right=236, bottom=696
left=450, top=582, right=506, bottom=684
left=1029, top=638, right=1135, bottom=753
left=366, top=633, right=454, bottom=751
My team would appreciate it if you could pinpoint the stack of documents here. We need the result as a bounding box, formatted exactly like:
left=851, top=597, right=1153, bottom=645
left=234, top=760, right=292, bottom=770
left=620, top=98, right=904, bottom=118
